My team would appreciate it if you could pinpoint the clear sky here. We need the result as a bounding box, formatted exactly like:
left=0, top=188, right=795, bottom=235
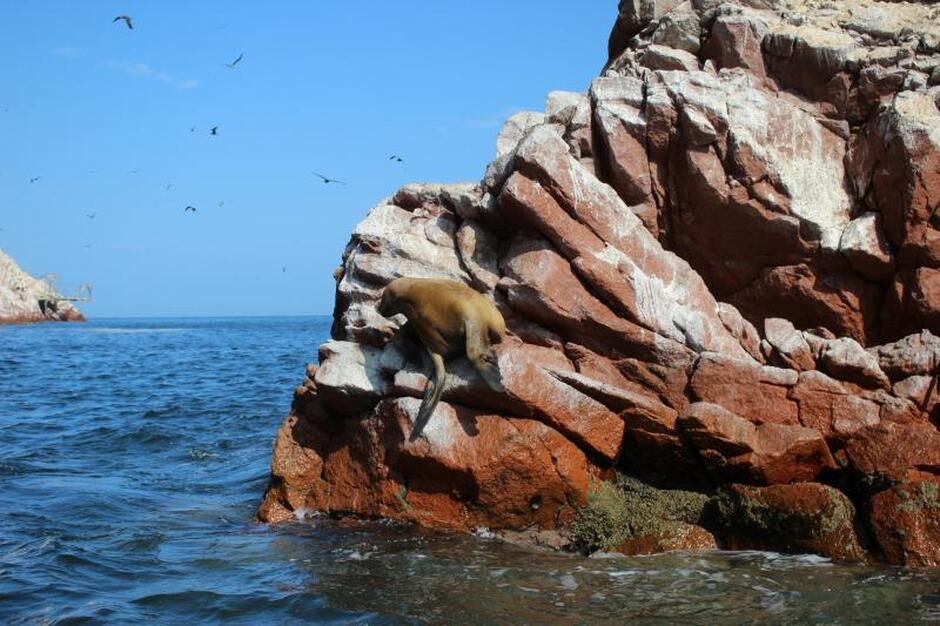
left=0, top=1, right=615, bottom=317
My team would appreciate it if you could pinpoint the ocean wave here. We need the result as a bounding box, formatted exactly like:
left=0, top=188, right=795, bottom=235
left=3, top=317, right=938, bottom=624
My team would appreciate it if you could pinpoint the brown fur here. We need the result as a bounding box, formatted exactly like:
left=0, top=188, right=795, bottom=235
left=378, top=277, right=506, bottom=440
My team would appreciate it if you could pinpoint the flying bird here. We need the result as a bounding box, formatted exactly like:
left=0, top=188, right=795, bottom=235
left=217, top=201, right=224, bottom=207
left=29, top=176, right=41, bottom=183
left=282, top=266, right=287, bottom=273
left=86, top=213, right=96, bottom=219
left=389, top=155, right=404, bottom=163
left=312, top=172, right=347, bottom=185
left=184, top=205, right=197, bottom=213
left=165, top=184, right=173, bottom=191
left=128, top=169, right=142, bottom=175
left=226, top=53, right=244, bottom=69
left=113, top=15, right=133, bottom=30
left=210, top=126, right=219, bottom=136
left=83, top=242, right=95, bottom=249
left=189, top=126, right=196, bottom=133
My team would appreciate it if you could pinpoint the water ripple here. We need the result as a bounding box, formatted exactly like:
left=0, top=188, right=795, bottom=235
left=2, top=317, right=939, bottom=623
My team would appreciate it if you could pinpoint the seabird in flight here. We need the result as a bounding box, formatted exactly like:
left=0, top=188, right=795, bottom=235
left=210, top=126, right=219, bottom=135
left=184, top=205, right=197, bottom=213
left=113, top=15, right=133, bottom=30
left=312, top=172, right=346, bottom=185
left=226, top=53, right=244, bottom=69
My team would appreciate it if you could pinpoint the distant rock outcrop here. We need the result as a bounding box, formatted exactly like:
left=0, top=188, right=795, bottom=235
left=0, top=249, right=85, bottom=324
left=260, top=0, right=940, bottom=566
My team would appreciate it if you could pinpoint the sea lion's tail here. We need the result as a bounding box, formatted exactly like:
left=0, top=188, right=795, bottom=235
left=410, top=351, right=446, bottom=442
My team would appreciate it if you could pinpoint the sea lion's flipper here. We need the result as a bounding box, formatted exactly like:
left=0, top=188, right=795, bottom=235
left=465, top=319, right=504, bottom=391
left=410, top=349, right=446, bottom=442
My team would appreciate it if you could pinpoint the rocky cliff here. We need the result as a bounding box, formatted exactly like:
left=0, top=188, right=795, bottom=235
left=259, top=0, right=940, bottom=566
left=0, top=249, right=84, bottom=325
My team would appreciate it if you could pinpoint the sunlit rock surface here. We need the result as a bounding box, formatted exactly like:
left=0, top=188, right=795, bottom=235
left=0, top=249, right=84, bottom=324
left=261, top=0, right=940, bottom=566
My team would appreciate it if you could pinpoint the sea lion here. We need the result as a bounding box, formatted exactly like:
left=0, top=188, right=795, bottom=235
left=377, top=277, right=506, bottom=440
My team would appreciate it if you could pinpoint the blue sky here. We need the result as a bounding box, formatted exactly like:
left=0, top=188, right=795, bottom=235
left=0, top=1, right=614, bottom=317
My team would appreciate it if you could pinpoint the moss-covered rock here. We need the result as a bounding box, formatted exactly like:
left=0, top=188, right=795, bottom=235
left=570, top=475, right=713, bottom=555
left=868, top=478, right=940, bottom=566
left=709, top=482, right=868, bottom=563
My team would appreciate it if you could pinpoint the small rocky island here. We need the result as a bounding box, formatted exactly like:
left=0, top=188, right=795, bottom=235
left=260, top=0, right=940, bottom=566
left=0, top=249, right=85, bottom=325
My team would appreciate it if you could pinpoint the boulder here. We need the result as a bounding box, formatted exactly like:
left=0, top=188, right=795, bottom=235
left=640, top=45, right=700, bottom=72
left=844, top=421, right=940, bottom=487
left=839, top=213, right=895, bottom=282
left=689, top=352, right=799, bottom=425
left=495, top=111, right=547, bottom=160
left=727, top=264, right=881, bottom=346
left=817, top=337, right=891, bottom=390
left=651, top=5, right=701, bottom=54
left=261, top=398, right=592, bottom=533
left=763, top=317, right=816, bottom=371
left=678, top=402, right=836, bottom=484
left=710, top=483, right=868, bottom=563
left=608, top=0, right=687, bottom=64
left=870, top=330, right=940, bottom=381
left=789, top=371, right=880, bottom=441
left=569, top=475, right=713, bottom=555
left=868, top=478, right=940, bottom=567
left=703, top=11, right=770, bottom=76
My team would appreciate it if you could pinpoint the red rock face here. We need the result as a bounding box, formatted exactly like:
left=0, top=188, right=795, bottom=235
left=260, top=0, right=940, bottom=565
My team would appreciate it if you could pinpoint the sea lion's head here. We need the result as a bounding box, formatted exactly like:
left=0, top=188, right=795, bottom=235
left=377, top=279, right=404, bottom=318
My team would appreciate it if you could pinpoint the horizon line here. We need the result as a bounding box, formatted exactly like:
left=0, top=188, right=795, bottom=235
left=71, top=313, right=333, bottom=321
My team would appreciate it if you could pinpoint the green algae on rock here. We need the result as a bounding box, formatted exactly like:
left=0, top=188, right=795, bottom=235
left=709, top=483, right=868, bottom=563
left=869, top=478, right=940, bottom=567
left=570, top=475, right=713, bottom=555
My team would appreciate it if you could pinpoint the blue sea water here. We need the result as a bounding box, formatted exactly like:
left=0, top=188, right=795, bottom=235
left=1, top=316, right=939, bottom=625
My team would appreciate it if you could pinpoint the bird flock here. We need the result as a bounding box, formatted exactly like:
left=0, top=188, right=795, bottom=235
left=20, top=13, right=409, bottom=211
left=5, top=12, right=410, bottom=282
left=103, top=13, right=403, bottom=213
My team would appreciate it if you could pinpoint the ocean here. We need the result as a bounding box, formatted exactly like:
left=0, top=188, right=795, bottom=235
left=1, top=317, right=938, bottom=624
